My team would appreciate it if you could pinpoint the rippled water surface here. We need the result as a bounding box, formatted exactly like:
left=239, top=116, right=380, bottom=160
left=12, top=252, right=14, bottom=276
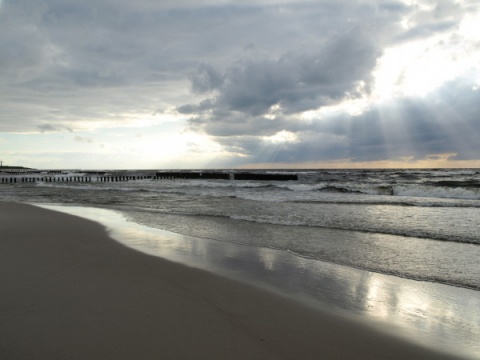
left=2, top=168, right=479, bottom=290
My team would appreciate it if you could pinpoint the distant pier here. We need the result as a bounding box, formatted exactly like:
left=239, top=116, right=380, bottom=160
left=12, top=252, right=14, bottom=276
left=155, top=171, right=297, bottom=181
left=0, top=170, right=298, bottom=184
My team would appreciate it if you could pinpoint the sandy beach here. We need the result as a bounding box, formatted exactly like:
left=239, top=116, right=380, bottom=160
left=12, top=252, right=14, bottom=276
left=0, top=201, right=465, bottom=360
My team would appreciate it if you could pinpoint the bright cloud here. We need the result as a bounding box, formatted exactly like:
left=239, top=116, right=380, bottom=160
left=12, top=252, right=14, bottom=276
left=373, top=17, right=480, bottom=99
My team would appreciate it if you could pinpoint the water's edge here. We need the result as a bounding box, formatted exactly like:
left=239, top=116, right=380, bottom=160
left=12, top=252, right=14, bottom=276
left=36, top=203, right=480, bottom=359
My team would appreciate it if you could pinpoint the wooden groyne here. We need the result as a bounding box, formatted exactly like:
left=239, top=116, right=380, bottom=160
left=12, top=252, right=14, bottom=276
left=0, top=175, right=153, bottom=184
left=155, top=171, right=298, bottom=181
left=0, top=176, right=93, bottom=184
left=155, top=171, right=230, bottom=180
left=233, top=173, right=298, bottom=181
left=0, top=171, right=298, bottom=184
left=97, top=176, right=151, bottom=182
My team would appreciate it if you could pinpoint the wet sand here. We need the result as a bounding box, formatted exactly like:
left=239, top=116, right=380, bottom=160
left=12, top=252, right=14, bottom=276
left=0, top=201, right=465, bottom=359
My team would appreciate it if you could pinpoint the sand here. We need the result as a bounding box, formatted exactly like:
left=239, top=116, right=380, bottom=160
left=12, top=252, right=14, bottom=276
left=0, top=201, right=464, bottom=360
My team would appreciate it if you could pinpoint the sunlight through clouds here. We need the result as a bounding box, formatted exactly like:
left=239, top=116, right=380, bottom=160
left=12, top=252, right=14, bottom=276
left=265, top=130, right=298, bottom=144
left=372, top=1, right=480, bottom=100
left=459, top=10, right=480, bottom=88
left=373, top=34, right=478, bottom=99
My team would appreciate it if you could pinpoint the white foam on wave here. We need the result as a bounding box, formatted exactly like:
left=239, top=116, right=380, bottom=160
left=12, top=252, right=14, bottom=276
left=227, top=212, right=480, bottom=245
left=345, top=183, right=393, bottom=195
left=430, top=170, right=477, bottom=177
left=36, top=182, right=96, bottom=190
left=394, top=185, right=480, bottom=200
left=36, top=182, right=142, bottom=192
left=276, top=183, right=327, bottom=191
left=164, top=179, right=267, bottom=189
left=230, top=214, right=307, bottom=226
left=278, top=181, right=480, bottom=201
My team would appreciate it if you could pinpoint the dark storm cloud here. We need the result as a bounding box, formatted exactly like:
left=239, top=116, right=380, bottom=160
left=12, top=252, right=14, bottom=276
left=176, top=0, right=418, bottom=138
left=181, top=26, right=385, bottom=136
left=189, top=64, right=225, bottom=94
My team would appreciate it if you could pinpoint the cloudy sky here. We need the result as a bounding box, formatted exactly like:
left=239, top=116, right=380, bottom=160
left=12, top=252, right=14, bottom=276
left=1, top=0, right=479, bottom=169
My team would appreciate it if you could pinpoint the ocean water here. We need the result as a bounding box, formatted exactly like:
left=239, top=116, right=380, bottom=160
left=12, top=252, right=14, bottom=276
left=2, top=168, right=480, bottom=357
left=2, top=168, right=479, bottom=290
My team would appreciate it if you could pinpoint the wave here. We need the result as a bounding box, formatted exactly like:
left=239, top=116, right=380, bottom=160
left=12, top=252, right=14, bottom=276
left=33, top=173, right=480, bottom=202
left=229, top=215, right=479, bottom=245
left=277, top=183, right=328, bottom=191
left=297, top=184, right=480, bottom=201
left=36, top=182, right=140, bottom=192
left=277, top=182, right=480, bottom=200
left=429, top=169, right=478, bottom=177
left=276, top=182, right=391, bottom=194
left=34, top=179, right=480, bottom=208
left=116, top=205, right=479, bottom=246
left=425, top=180, right=480, bottom=188
left=393, top=184, right=480, bottom=200
left=36, top=182, right=97, bottom=190
left=183, top=179, right=272, bottom=189
left=288, top=199, right=480, bottom=208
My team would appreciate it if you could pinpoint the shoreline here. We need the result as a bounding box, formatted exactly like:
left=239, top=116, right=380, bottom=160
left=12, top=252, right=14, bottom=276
left=0, top=201, right=470, bottom=359
left=38, top=203, right=480, bottom=359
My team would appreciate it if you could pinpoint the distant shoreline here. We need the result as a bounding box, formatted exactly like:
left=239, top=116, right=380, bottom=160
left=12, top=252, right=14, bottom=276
left=0, top=166, right=33, bottom=170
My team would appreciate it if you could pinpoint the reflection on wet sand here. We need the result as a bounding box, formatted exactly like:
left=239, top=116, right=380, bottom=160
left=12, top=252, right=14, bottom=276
left=40, top=205, right=480, bottom=359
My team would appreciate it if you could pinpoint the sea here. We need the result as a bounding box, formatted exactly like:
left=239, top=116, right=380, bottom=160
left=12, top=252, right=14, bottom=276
left=1, top=168, right=480, bottom=358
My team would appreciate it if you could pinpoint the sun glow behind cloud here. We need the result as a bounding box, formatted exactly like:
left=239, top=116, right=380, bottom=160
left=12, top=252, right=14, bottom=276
left=373, top=38, right=476, bottom=99
left=373, top=11, right=480, bottom=100
left=132, top=131, right=227, bottom=167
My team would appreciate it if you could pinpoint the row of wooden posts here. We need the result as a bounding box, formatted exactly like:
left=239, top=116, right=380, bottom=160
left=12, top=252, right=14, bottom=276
left=1, top=172, right=298, bottom=184
left=0, top=175, right=242, bottom=184
left=0, top=175, right=157, bottom=184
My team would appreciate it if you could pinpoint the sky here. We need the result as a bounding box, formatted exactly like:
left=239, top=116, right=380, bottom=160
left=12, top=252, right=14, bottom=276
left=0, top=0, right=479, bottom=169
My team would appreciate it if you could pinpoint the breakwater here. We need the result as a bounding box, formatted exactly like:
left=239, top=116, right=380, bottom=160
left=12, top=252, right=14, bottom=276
left=0, top=171, right=298, bottom=184
left=155, top=171, right=297, bottom=181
